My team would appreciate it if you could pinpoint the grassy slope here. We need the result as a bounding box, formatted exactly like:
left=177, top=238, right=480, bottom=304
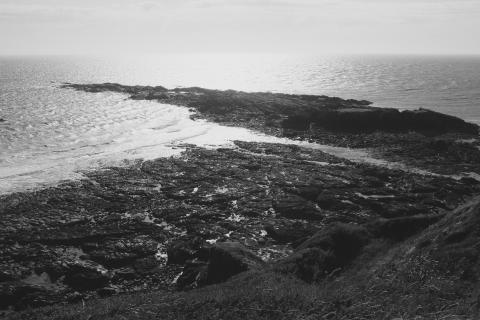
left=8, top=196, right=480, bottom=320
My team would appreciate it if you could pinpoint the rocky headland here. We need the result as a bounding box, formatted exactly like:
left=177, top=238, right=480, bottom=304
left=2, top=84, right=480, bottom=319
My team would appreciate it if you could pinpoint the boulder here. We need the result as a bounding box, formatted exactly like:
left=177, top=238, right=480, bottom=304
left=206, top=242, right=264, bottom=284
left=167, top=237, right=207, bottom=265
left=63, top=260, right=110, bottom=291
left=277, top=223, right=371, bottom=282
left=315, top=193, right=340, bottom=210
left=296, top=223, right=371, bottom=263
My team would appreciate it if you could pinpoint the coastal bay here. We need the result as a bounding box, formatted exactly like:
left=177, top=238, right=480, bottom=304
left=2, top=84, right=480, bottom=318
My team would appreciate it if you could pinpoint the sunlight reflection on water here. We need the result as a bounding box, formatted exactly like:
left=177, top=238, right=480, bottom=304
left=1, top=54, right=480, bottom=193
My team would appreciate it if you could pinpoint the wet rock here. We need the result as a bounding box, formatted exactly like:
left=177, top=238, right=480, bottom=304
left=1, top=139, right=479, bottom=309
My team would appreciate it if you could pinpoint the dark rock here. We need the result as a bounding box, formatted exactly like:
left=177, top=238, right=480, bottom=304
left=133, top=256, right=161, bottom=274
left=296, top=223, right=371, bottom=262
left=66, top=291, right=84, bottom=303
left=273, top=195, right=324, bottom=220
left=112, top=267, right=136, bottom=281
left=63, top=261, right=110, bottom=291
left=97, top=287, right=117, bottom=297
left=176, top=261, right=209, bottom=289
left=290, top=185, right=323, bottom=201
left=177, top=242, right=264, bottom=289
left=283, top=108, right=478, bottom=135
left=282, top=113, right=311, bottom=131
left=1, top=136, right=479, bottom=308
left=0, top=282, right=46, bottom=310
left=86, top=237, right=158, bottom=268
left=276, top=247, right=336, bottom=282
left=206, top=242, right=264, bottom=284
left=315, top=193, right=339, bottom=210
left=264, top=222, right=319, bottom=245
left=167, top=237, right=206, bottom=265
left=401, top=108, right=478, bottom=135
left=277, top=223, right=371, bottom=282
left=0, top=271, right=16, bottom=282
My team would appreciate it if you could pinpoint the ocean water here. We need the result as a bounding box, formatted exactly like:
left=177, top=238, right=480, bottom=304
left=1, top=54, right=480, bottom=194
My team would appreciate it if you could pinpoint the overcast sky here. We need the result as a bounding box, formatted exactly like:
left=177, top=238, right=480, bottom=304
left=1, top=0, right=479, bottom=55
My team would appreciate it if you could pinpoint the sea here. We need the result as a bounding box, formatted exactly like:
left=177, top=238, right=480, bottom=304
left=1, top=54, right=480, bottom=194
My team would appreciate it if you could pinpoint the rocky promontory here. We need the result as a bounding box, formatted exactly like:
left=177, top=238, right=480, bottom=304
left=62, top=83, right=480, bottom=175
left=62, top=83, right=478, bottom=136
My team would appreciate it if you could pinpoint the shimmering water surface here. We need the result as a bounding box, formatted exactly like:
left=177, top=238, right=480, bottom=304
left=1, top=54, right=480, bottom=194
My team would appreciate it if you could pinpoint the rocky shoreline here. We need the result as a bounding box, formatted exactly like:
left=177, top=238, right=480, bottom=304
left=2, top=84, right=480, bottom=317
left=62, top=83, right=480, bottom=175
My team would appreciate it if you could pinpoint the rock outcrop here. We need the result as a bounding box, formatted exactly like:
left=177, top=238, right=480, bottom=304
left=276, top=223, right=371, bottom=282
left=176, top=242, right=264, bottom=289
left=282, top=107, right=479, bottom=135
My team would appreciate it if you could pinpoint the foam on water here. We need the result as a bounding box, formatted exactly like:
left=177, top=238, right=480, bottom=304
left=0, top=86, right=474, bottom=194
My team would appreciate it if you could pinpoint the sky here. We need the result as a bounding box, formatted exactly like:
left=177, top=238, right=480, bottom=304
left=1, top=0, right=479, bottom=55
